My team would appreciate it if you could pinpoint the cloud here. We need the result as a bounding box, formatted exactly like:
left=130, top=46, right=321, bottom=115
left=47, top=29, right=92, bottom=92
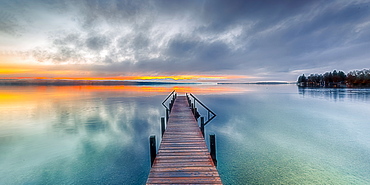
left=85, top=34, right=110, bottom=51
left=1, top=0, right=370, bottom=80
left=0, top=2, right=24, bottom=37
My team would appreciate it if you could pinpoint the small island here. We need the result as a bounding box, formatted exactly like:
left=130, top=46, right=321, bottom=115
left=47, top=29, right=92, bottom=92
left=297, top=69, right=370, bottom=88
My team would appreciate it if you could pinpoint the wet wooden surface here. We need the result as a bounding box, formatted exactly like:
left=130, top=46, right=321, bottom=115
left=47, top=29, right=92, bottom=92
left=146, top=96, right=222, bottom=184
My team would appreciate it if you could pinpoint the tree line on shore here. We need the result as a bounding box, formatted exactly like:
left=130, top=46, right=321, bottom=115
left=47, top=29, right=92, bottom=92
left=297, top=69, right=370, bottom=87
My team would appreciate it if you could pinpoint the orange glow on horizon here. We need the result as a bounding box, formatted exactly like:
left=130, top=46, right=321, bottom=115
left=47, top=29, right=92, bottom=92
left=1, top=55, right=251, bottom=82
left=0, top=62, right=34, bottom=75
left=1, top=55, right=250, bottom=81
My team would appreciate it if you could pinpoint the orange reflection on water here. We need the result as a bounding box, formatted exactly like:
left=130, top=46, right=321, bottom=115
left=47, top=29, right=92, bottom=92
left=0, top=84, right=246, bottom=106
left=0, top=87, right=81, bottom=105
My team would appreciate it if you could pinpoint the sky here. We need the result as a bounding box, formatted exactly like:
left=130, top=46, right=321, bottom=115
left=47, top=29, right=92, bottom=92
left=0, top=0, right=370, bottom=82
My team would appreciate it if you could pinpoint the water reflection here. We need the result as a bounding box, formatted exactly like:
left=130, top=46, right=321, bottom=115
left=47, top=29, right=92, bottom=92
left=0, top=84, right=247, bottom=184
left=199, top=85, right=370, bottom=184
left=298, top=87, right=370, bottom=101
left=0, top=86, right=165, bottom=184
left=1, top=84, right=370, bottom=184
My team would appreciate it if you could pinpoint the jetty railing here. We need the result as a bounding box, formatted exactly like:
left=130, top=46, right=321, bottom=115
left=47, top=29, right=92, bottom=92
left=161, top=90, right=177, bottom=123
left=186, top=93, right=216, bottom=136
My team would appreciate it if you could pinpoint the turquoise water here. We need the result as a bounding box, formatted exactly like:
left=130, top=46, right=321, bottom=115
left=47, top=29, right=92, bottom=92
left=1, top=85, right=370, bottom=184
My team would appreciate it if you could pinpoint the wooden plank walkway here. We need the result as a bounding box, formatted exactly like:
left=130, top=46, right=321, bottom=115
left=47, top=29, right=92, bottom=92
left=146, top=96, right=222, bottom=184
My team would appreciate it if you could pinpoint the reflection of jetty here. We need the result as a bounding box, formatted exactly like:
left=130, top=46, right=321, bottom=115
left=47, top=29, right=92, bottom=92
left=146, top=91, right=221, bottom=184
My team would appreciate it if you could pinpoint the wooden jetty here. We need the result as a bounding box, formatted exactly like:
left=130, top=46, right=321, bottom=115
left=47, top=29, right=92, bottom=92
left=146, top=94, right=222, bottom=184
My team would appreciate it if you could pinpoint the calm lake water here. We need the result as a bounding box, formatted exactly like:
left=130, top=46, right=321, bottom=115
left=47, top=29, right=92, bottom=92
left=1, top=84, right=370, bottom=184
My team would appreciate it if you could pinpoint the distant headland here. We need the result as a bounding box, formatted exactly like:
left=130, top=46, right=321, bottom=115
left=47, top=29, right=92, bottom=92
left=297, top=69, right=370, bottom=88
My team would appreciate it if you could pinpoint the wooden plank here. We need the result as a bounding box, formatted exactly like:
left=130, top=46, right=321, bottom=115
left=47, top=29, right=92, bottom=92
left=146, top=96, right=222, bottom=184
left=158, top=153, right=210, bottom=156
left=153, top=162, right=215, bottom=167
left=150, top=167, right=218, bottom=172
left=149, top=171, right=220, bottom=178
left=147, top=177, right=222, bottom=184
left=154, top=158, right=212, bottom=162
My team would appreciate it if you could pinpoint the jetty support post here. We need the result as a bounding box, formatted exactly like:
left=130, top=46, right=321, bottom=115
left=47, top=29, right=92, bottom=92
left=192, top=99, right=197, bottom=117
left=161, top=117, right=165, bottom=137
left=169, top=100, right=173, bottom=111
left=166, top=109, right=169, bottom=124
left=200, top=117, right=205, bottom=137
left=150, top=135, right=157, bottom=167
left=186, top=94, right=191, bottom=106
left=210, top=134, right=217, bottom=167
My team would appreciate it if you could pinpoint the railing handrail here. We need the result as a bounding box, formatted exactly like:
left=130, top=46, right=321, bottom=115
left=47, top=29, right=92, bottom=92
left=189, top=93, right=216, bottom=125
left=162, top=90, right=176, bottom=110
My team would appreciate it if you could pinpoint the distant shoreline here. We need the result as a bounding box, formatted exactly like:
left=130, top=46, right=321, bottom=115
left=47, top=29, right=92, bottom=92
left=297, top=69, right=370, bottom=88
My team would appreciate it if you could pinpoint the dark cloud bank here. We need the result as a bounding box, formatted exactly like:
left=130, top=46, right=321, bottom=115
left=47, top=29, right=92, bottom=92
left=1, top=0, right=370, bottom=80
